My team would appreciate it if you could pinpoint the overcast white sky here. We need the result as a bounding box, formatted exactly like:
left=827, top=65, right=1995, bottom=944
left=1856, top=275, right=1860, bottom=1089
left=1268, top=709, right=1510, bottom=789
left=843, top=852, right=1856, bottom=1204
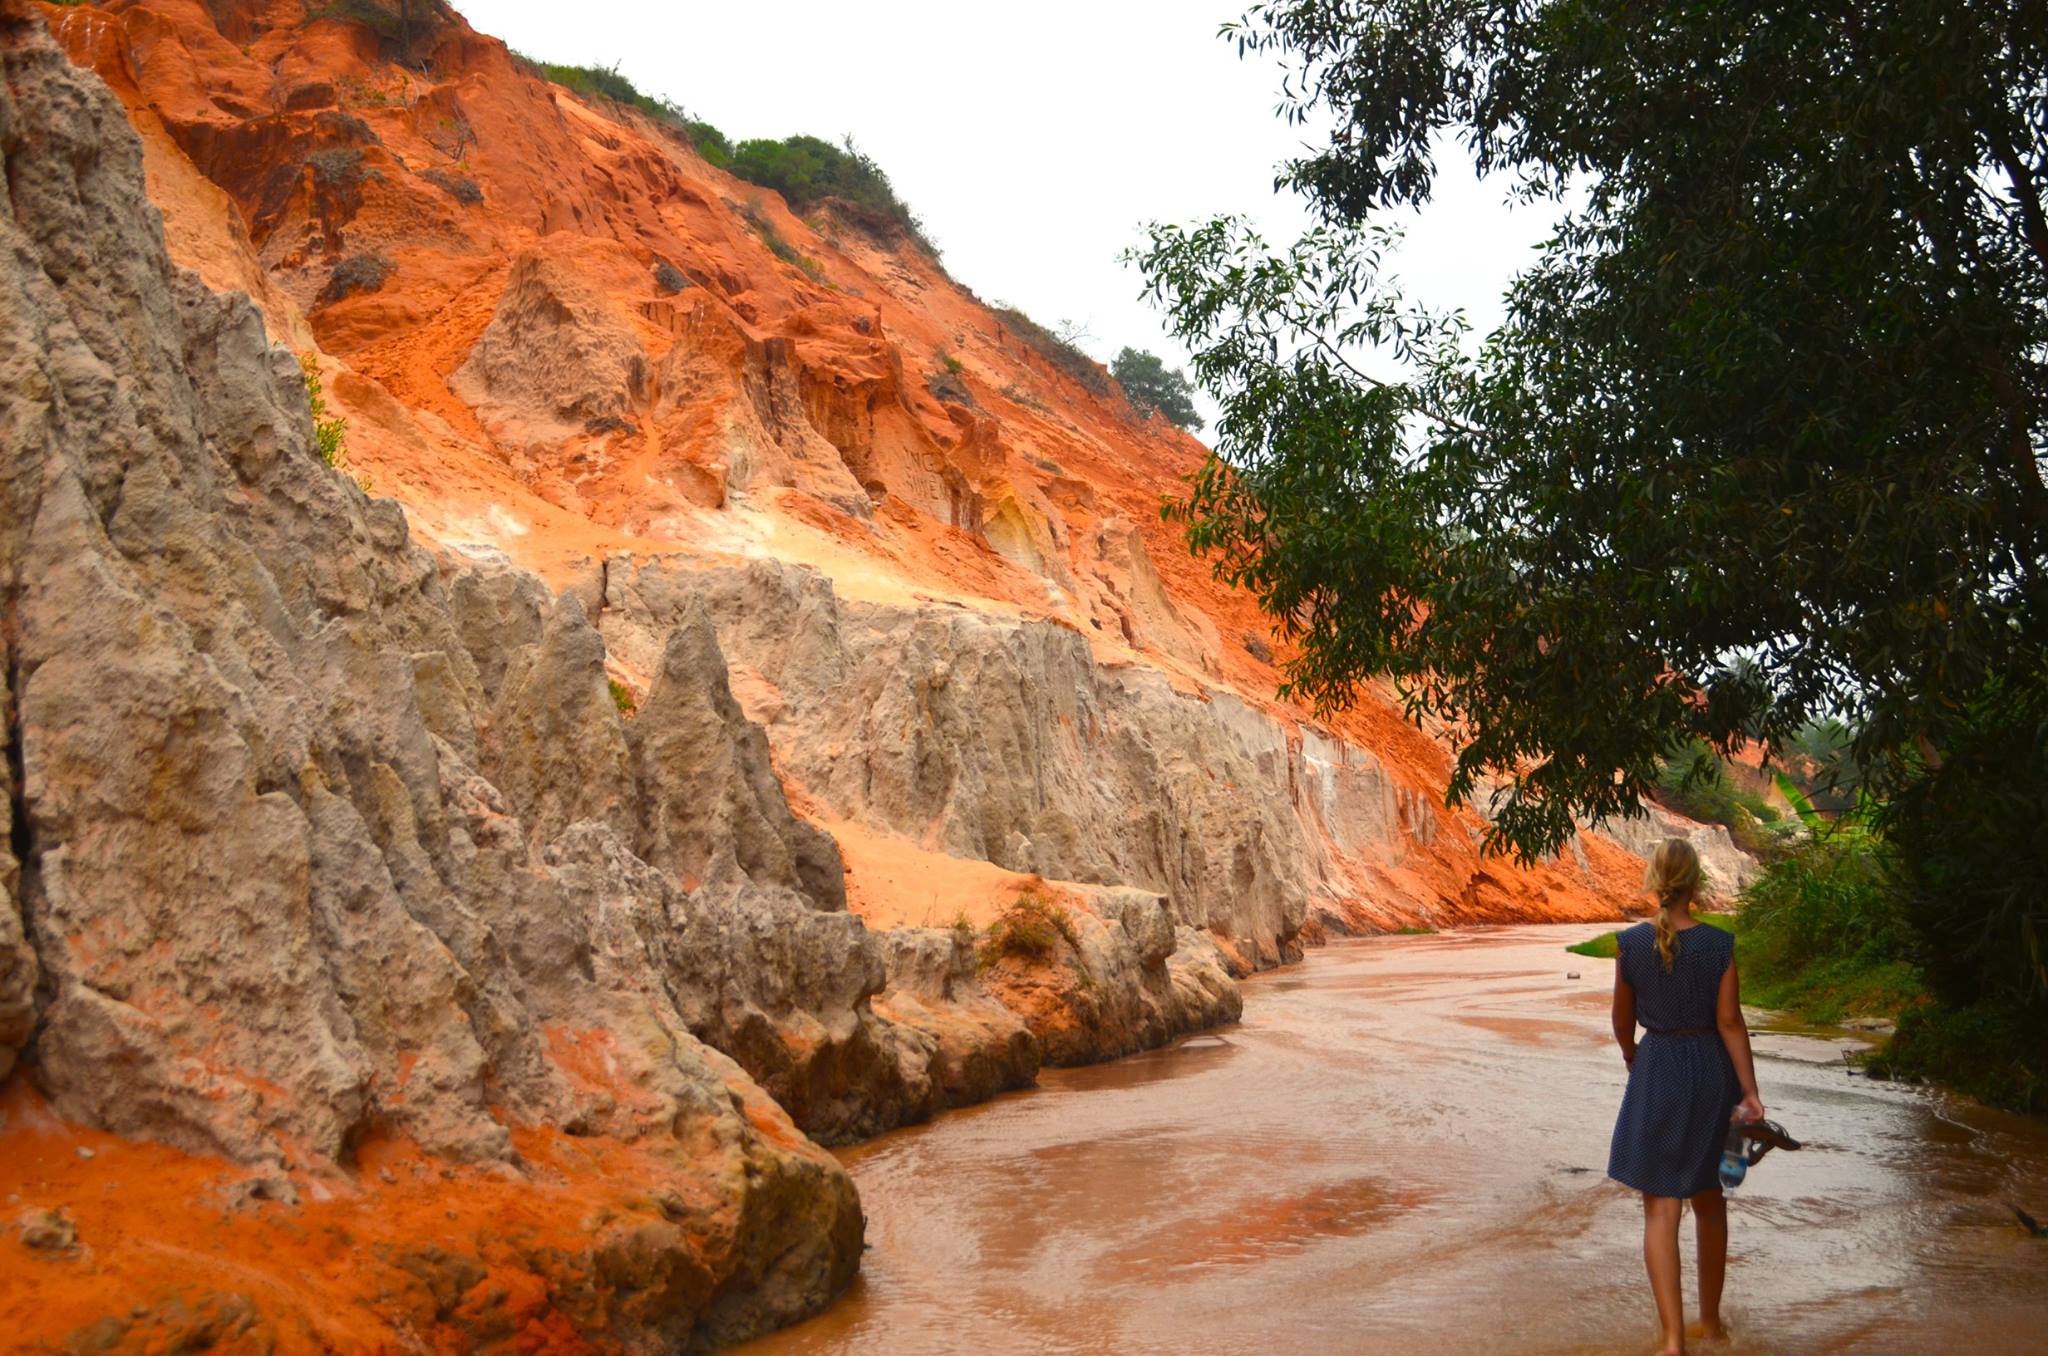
left=461, top=0, right=1561, bottom=427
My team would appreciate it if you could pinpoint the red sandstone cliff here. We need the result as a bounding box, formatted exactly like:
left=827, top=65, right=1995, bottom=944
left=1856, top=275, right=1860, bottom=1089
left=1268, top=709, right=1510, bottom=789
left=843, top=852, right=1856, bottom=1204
left=46, top=0, right=1642, bottom=930
left=0, top=0, right=1657, bottom=1348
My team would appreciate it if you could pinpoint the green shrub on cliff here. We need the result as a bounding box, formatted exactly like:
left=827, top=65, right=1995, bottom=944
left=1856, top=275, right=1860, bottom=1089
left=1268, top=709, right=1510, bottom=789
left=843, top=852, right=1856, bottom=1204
left=528, top=58, right=678, bottom=122
left=1650, top=742, right=1795, bottom=860
left=297, top=353, right=348, bottom=470
left=991, top=306, right=1110, bottom=397
left=1111, top=347, right=1205, bottom=431
left=738, top=198, right=825, bottom=281
left=515, top=55, right=737, bottom=176
left=306, top=0, right=452, bottom=60
left=727, top=135, right=935, bottom=254
left=317, top=251, right=394, bottom=306
left=683, top=120, right=732, bottom=168
left=981, top=891, right=1080, bottom=966
left=307, top=146, right=365, bottom=191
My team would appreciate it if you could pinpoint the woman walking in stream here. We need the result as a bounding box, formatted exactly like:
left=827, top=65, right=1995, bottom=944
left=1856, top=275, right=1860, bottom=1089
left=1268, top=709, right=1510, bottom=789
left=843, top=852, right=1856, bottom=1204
left=1608, top=839, right=1766, bottom=1354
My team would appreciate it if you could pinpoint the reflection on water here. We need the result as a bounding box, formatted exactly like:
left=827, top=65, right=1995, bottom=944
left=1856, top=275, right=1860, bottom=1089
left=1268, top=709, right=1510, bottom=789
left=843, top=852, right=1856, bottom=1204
left=738, top=927, right=2048, bottom=1356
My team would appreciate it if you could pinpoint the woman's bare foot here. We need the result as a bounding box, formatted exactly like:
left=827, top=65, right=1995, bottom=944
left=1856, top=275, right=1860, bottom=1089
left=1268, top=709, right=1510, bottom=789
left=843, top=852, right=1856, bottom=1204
left=1693, top=1317, right=1731, bottom=1345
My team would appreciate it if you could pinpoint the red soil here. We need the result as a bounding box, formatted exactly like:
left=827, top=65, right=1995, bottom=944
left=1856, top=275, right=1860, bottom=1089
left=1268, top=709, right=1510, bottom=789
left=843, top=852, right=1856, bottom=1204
left=0, top=1078, right=811, bottom=1353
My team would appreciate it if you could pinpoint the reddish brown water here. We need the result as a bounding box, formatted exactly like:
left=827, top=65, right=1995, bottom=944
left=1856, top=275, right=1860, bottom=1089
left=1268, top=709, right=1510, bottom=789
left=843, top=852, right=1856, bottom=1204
left=738, top=925, right=2048, bottom=1355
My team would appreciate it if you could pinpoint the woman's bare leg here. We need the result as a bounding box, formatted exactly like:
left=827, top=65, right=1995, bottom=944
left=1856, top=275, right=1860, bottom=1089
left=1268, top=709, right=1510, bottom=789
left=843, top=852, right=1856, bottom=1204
left=1643, top=1193, right=1686, bottom=1353
left=1692, top=1188, right=1729, bottom=1341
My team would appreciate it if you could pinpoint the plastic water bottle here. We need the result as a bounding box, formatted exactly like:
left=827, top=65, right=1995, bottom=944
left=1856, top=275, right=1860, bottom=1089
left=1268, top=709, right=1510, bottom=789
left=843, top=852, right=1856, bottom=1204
left=1718, top=1124, right=1748, bottom=1190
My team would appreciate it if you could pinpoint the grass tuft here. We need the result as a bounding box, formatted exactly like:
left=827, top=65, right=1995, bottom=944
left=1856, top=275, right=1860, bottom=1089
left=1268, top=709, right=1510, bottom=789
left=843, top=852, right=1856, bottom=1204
left=317, top=251, right=394, bottom=306
left=298, top=353, right=349, bottom=470
left=979, top=890, right=1080, bottom=967
left=1566, top=932, right=1620, bottom=959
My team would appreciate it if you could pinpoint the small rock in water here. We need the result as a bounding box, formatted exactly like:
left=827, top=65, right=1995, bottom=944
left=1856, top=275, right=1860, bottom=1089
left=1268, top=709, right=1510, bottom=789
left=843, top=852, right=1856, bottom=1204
left=1566, top=971, right=1581, bottom=980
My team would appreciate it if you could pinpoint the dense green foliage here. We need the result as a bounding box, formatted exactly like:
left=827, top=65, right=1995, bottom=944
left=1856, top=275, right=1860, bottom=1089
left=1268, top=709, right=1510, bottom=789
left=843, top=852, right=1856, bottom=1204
left=992, top=306, right=1110, bottom=396
left=684, top=120, right=733, bottom=167
left=1738, top=830, right=1921, bottom=1022
left=1137, top=2, right=2048, bottom=1090
left=1881, top=999, right=2047, bottom=1114
left=1111, top=348, right=1206, bottom=431
left=1139, top=1, right=2047, bottom=859
left=726, top=135, right=934, bottom=252
left=1879, top=674, right=2048, bottom=1043
left=1740, top=822, right=2043, bottom=1112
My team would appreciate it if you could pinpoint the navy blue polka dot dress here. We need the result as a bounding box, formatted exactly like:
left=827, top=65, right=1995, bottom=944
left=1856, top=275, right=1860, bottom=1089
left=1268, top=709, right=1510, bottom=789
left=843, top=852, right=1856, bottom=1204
left=1607, top=921, right=1741, bottom=1198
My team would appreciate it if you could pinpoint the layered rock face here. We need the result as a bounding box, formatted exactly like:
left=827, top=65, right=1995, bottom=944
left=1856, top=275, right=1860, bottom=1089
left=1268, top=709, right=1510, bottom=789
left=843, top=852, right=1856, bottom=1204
left=603, top=556, right=1314, bottom=965
left=28, top=0, right=1651, bottom=948
left=0, top=7, right=872, bottom=1346
left=1600, top=805, right=1762, bottom=902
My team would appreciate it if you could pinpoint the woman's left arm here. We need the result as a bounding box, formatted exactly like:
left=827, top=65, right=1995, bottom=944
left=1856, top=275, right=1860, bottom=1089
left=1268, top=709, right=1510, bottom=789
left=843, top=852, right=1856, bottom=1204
left=1717, top=959, right=1765, bottom=1122
left=1612, top=960, right=1637, bottom=1071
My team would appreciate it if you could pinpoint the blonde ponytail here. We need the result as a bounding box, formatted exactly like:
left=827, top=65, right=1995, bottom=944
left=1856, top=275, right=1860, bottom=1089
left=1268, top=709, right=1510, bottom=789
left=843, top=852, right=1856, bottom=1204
left=1643, top=838, right=1703, bottom=973
left=1653, top=902, right=1679, bottom=972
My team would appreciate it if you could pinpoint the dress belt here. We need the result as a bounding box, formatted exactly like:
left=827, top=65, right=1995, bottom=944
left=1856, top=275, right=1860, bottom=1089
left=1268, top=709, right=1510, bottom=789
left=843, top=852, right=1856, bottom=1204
left=1644, top=1027, right=1718, bottom=1038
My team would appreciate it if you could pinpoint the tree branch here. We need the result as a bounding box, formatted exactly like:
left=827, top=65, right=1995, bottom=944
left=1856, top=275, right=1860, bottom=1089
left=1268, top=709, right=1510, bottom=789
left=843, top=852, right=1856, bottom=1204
left=1282, top=306, right=1492, bottom=440
left=1989, top=124, right=2048, bottom=277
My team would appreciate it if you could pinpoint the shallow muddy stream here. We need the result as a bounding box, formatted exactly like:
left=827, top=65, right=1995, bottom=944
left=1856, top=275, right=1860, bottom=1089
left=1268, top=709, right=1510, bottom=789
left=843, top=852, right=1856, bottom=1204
left=739, top=925, right=2048, bottom=1355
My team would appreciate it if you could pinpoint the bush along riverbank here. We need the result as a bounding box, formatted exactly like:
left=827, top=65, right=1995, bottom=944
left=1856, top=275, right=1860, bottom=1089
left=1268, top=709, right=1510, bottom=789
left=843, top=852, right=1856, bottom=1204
left=1570, top=824, right=2045, bottom=1114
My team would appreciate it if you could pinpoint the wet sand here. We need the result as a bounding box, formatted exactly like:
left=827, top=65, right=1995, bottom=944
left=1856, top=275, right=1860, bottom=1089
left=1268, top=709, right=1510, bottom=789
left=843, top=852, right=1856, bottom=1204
left=738, top=925, right=2048, bottom=1355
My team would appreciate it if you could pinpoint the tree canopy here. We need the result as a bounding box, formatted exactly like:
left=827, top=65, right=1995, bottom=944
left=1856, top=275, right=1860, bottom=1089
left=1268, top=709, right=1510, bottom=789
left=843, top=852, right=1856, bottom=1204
left=1135, top=2, right=2048, bottom=1005
left=1111, top=348, right=1206, bottom=431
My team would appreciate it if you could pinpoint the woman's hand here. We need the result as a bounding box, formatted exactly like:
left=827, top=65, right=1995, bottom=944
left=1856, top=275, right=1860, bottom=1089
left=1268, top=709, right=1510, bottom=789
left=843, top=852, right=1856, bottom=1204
left=1622, top=1044, right=1636, bottom=1072
left=1733, top=1093, right=1765, bottom=1124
